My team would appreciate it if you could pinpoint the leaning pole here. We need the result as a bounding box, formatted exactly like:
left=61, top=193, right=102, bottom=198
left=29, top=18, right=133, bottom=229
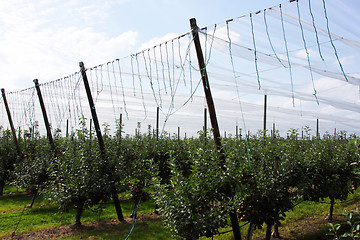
left=190, top=18, right=242, bottom=240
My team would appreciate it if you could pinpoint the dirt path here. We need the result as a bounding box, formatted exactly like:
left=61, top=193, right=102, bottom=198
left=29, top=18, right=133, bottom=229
left=6, top=213, right=160, bottom=240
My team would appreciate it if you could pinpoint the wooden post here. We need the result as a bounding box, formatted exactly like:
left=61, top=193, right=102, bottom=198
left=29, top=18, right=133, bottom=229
left=119, top=113, right=123, bottom=139
left=18, top=126, right=21, bottom=141
left=302, top=128, right=304, bottom=139
left=273, top=123, right=276, bottom=138
left=156, top=107, right=159, bottom=141
left=235, top=124, right=238, bottom=139
left=33, top=79, right=55, bottom=151
left=79, top=61, right=124, bottom=221
left=316, top=118, right=319, bottom=138
left=204, top=107, right=207, bottom=137
left=79, top=65, right=105, bottom=154
left=190, top=18, right=241, bottom=240
left=66, top=119, right=69, bottom=138
left=263, top=94, right=267, bottom=137
left=1, top=88, right=21, bottom=155
left=89, top=119, right=92, bottom=141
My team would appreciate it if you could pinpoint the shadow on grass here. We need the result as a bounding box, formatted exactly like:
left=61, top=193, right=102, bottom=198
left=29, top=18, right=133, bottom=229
left=64, top=219, right=172, bottom=240
left=296, top=227, right=330, bottom=240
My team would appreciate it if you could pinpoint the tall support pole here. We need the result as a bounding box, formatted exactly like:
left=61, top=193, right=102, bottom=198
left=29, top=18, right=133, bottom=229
left=204, top=107, right=207, bottom=137
left=78, top=65, right=105, bottom=155
left=236, top=124, right=239, bottom=139
left=302, top=126, right=304, bottom=139
left=119, top=113, right=123, bottom=139
left=273, top=123, right=276, bottom=138
left=33, top=79, right=55, bottom=151
left=66, top=119, right=69, bottom=138
left=316, top=118, right=319, bottom=138
left=79, top=62, right=124, bottom=221
left=178, top=126, right=180, bottom=141
left=1, top=88, right=21, bottom=155
left=190, top=18, right=220, bottom=147
left=263, top=94, right=267, bottom=137
left=190, top=18, right=241, bottom=240
left=89, top=119, right=93, bottom=141
left=156, top=107, right=159, bottom=141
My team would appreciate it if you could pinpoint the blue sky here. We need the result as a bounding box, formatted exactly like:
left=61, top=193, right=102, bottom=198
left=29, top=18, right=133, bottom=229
left=1, top=0, right=359, bottom=137
left=0, top=0, right=285, bottom=91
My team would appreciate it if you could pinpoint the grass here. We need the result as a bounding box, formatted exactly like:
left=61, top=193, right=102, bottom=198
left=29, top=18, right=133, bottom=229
left=1, top=187, right=360, bottom=239
left=0, top=188, right=159, bottom=239
left=59, top=219, right=172, bottom=240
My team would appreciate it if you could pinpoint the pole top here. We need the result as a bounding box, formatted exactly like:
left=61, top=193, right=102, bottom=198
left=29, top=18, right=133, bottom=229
left=33, top=79, right=39, bottom=85
left=189, top=18, right=198, bottom=30
left=79, top=61, right=84, bottom=68
left=1, top=88, right=4, bottom=94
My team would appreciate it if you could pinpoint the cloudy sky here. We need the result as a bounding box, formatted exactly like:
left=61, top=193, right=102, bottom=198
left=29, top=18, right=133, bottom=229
left=1, top=0, right=359, bottom=137
left=0, top=0, right=286, bottom=91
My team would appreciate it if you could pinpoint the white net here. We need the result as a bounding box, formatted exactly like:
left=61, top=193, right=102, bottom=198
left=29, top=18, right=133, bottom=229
left=0, top=0, right=359, bottom=138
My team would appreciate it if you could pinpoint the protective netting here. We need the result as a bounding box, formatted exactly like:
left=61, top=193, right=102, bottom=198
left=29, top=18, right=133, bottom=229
left=0, top=0, right=359, bottom=138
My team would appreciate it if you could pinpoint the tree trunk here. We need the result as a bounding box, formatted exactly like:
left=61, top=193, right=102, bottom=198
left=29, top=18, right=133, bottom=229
left=27, top=188, right=38, bottom=208
left=154, top=203, right=159, bottom=214
left=246, top=222, right=253, bottom=240
left=266, top=223, right=272, bottom=240
left=328, top=196, right=335, bottom=221
left=75, top=201, right=85, bottom=226
left=111, top=184, right=124, bottom=221
left=272, top=222, right=280, bottom=238
left=0, top=177, right=5, bottom=196
left=229, top=210, right=241, bottom=240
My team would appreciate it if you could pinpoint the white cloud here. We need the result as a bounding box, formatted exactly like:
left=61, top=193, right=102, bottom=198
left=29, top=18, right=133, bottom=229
left=214, top=26, right=241, bottom=42
left=0, top=0, right=139, bottom=91
left=138, top=33, right=179, bottom=52
left=294, top=48, right=314, bottom=60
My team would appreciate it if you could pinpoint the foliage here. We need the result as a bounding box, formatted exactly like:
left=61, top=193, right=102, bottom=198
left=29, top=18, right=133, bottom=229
left=46, top=119, right=113, bottom=216
left=10, top=123, right=50, bottom=195
left=0, top=128, right=19, bottom=195
left=328, top=209, right=360, bottom=239
left=1, top=124, right=360, bottom=238
left=153, top=137, right=230, bottom=239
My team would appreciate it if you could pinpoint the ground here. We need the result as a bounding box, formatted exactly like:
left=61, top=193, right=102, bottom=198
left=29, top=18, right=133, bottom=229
left=6, top=213, right=160, bottom=240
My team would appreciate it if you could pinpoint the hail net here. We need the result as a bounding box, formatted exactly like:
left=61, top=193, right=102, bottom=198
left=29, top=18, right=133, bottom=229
left=0, top=0, right=359, bottom=138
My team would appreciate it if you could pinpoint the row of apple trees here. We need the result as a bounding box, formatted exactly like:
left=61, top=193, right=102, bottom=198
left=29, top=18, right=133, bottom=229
left=0, top=122, right=360, bottom=240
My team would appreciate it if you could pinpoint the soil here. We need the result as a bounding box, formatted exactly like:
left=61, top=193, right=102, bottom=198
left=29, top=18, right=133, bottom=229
left=5, top=213, right=335, bottom=240
left=6, top=213, right=160, bottom=240
left=5, top=200, right=360, bottom=240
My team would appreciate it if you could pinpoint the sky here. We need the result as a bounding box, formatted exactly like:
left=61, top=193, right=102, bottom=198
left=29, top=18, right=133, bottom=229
left=0, top=0, right=359, bottom=137
left=0, top=0, right=285, bottom=91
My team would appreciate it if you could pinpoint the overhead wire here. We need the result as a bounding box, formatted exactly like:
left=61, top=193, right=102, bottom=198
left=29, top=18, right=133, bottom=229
left=263, top=9, right=288, bottom=68
left=250, top=13, right=261, bottom=90
left=280, top=4, right=295, bottom=107
left=296, top=0, right=319, bottom=104
left=135, top=53, right=147, bottom=119
left=0, top=0, right=358, bottom=137
left=226, top=19, right=252, bottom=166
left=321, top=0, right=348, bottom=82
left=308, top=0, right=324, bottom=61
